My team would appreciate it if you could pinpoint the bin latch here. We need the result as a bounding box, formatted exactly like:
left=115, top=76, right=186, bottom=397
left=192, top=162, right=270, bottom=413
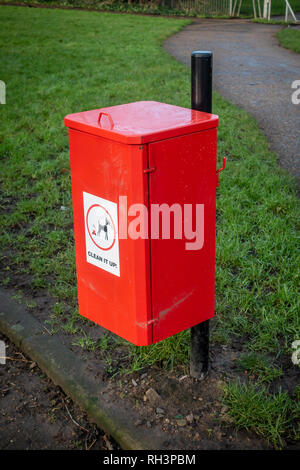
left=144, top=167, right=156, bottom=174
left=216, top=157, right=226, bottom=187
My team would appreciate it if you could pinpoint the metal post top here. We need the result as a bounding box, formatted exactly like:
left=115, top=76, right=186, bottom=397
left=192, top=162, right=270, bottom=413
left=191, top=51, right=213, bottom=59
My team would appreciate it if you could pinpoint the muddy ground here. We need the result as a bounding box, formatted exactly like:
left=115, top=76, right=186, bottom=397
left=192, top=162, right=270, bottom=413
left=0, top=331, right=118, bottom=450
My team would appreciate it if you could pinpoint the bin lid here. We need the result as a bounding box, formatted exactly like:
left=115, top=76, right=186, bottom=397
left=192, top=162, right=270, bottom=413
left=64, top=101, right=218, bottom=145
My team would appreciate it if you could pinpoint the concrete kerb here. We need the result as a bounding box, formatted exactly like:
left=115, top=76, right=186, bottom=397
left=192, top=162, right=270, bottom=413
left=0, top=288, right=161, bottom=450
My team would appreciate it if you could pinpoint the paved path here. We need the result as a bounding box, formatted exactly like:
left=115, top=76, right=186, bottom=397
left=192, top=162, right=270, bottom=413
left=164, top=20, right=300, bottom=185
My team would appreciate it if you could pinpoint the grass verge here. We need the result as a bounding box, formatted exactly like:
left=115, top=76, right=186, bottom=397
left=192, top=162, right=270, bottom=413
left=223, top=382, right=299, bottom=448
left=277, top=28, right=300, bottom=53
left=252, top=18, right=296, bottom=24
left=0, top=6, right=299, bottom=447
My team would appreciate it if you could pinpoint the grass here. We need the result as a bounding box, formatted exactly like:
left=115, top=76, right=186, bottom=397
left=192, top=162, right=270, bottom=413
left=119, top=331, right=191, bottom=372
left=277, top=28, right=300, bottom=53
left=72, top=331, right=111, bottom=352
left=0, top=6, right=299, bottom=447
left=252, top=18, right=296, bottom=24
left=237, top=353, right=283, bottom=383
left=223, top=382, right=299, bottom=448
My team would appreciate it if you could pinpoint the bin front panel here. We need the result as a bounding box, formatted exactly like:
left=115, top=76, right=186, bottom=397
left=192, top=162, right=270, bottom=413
left=68, top=129, right=152, bottom=345
left=148, top=129, right=217, bottom=343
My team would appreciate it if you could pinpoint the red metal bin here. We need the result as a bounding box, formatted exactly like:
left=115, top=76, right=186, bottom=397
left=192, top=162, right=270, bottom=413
left=65, top=101, right=219, bottom=346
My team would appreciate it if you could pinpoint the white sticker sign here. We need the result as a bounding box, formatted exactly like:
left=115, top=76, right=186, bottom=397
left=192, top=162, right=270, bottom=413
left=83, top=191, right=120, bottom=277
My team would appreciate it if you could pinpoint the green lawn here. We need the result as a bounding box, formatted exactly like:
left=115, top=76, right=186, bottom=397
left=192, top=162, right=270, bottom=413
left=0, top=6, right=299, bottom=447
left=278, top=28, right=300, bottom=53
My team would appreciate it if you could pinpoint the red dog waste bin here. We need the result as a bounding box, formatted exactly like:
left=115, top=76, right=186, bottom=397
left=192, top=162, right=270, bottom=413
left=65, top=101, right=219, bottom=346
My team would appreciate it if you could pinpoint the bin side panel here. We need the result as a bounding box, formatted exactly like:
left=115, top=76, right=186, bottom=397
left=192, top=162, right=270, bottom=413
left=68, top=129, right=152, bottom=345
left=148, top=129, right=217, bottom=343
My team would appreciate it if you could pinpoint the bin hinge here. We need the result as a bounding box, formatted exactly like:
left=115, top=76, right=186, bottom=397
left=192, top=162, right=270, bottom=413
left=144, top=167, right=156, bottom=174
left=216, top=157, right=226, bottom=187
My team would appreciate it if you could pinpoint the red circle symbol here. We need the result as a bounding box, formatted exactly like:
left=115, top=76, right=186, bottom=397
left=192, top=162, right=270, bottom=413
left=86, top=204, right=116, bottom=251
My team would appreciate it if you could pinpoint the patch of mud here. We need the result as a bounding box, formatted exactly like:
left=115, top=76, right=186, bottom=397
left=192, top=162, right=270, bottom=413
left=0, top=332, right=118, bottom=450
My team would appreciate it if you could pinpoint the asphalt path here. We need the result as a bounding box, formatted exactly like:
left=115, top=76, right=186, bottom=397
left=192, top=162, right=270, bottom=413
left=164, top=19, right=300, bottom=185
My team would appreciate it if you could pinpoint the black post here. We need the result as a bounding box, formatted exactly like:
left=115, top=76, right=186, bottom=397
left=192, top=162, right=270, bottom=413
left=190, top=320, right=210, bottom=378
left=190, top=51, right=212, bottom=380
left=191, top=51, right=212, bottom=113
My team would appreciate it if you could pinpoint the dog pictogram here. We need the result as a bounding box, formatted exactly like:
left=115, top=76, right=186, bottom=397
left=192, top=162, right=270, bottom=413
left=96, top=217, right=111, bottom=240
left=86, top=204, right=116, bottom=251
